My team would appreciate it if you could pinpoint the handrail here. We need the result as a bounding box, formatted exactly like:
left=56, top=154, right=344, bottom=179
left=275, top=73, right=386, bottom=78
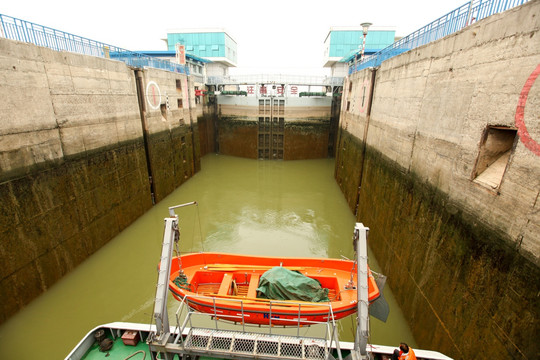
left=207, top=74, right=344, bottom=86
left=174, top=293, right=341, bottom=355
left=176, top=293, right=337, bottom=324
left=0, top=13, right=188, bottom=75
left=350, top=0, right=529, bottom=73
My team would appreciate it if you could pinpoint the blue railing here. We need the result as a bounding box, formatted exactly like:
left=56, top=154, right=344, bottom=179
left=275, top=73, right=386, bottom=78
left=350, top=0, right=529, bottom=73
left=0, top=14, right=188, bottom=75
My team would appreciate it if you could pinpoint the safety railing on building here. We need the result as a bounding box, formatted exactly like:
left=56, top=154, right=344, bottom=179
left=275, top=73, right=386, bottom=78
left=0, top=14, right=188, bottom=75
left=350, top=0, right=530, bottom=73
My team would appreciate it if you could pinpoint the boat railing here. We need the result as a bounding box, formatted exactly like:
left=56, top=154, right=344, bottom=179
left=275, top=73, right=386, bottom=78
left=173, top=294, right=343, bottom=359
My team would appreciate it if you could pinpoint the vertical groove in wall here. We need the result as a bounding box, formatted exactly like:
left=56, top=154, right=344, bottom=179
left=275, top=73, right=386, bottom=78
left=135, top=70, right=156, bottom=205
left=354, top=68, right=377, bottom=216
left=197, top=99, right=218, bottom=157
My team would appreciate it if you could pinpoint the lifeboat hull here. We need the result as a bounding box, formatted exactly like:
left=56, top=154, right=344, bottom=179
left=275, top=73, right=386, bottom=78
left=168, top=252, right=380, bottom=326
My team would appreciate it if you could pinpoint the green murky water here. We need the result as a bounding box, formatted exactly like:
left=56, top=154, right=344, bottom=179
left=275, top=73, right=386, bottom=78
left=0, top=155, right=416, bottom=359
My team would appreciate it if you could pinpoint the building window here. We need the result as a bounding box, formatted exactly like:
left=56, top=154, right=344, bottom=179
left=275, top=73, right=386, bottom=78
left=472, top=126, right=517, bottom=191
left=178, top=99, right=183, bottom=109
left=346, top=101, right=350, bottom=111
left=176, top=79, right=181, bottom=89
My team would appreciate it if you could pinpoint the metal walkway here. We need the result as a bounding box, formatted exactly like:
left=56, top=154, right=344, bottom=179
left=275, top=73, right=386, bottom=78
left=149, top=293, right=343, bottom=360
left=147, top=303, right=341, bottom=360
left=180, top=327, right=329, bottom=359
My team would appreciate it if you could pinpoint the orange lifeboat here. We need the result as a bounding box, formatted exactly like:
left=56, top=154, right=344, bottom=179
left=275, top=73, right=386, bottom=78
left=168, top=252, right=380, bottom=326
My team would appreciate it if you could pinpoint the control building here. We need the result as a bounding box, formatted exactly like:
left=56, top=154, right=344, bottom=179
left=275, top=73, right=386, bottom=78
left=323, top=26, right=397, bottom=77
left=166, top=28, right=237, bottom=77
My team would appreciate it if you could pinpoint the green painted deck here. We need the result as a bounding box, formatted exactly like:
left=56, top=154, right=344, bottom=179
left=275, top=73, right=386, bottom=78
left=81, top=335, right=221, bottom=360
left=82, top=336, right=148, bottom=360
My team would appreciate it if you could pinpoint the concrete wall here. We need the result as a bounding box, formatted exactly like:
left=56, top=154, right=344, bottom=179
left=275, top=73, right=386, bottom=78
left=335, top=2, right=539, bottom=358
left=136, top=68, right=201, bottom=202
left=216, top=96, right=333, bottom=160
left=0, top=38, right=201, bottom=323
left=197, top=95, right=219, bottom=156
left=284, top=97, right=333, bottom=160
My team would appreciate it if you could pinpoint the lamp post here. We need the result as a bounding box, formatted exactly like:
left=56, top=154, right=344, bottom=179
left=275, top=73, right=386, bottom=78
left=360, top=22, right=372, bottom=62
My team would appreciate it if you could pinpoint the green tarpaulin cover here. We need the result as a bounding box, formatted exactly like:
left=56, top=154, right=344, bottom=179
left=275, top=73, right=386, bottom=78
left=256, top=267, right=330, bottom=302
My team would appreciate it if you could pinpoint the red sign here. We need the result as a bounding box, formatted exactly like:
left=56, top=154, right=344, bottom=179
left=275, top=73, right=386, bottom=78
left=176, top=44, right=186, bottom=65
left=260, top=85, right=267, bottom=95
left=290, top=86, right=298, bottom=95
left=276, top=86, right=284, bottom=95
left=247, top=86, right=255, bottom=95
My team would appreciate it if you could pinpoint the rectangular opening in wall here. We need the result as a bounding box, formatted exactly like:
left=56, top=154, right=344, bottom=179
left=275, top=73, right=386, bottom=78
left=178, top=99, right=183, bottom=109
left=176, top=79, right=182, bottom=89
left=472, top=126, right=517, bottom=191
left=346, top=101, right=350, bottom=111
left=160, top=104, right=167, bottom=120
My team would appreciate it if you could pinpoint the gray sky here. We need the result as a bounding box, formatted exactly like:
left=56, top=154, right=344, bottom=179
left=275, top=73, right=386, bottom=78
left=2, top=0, right=466, bottom=75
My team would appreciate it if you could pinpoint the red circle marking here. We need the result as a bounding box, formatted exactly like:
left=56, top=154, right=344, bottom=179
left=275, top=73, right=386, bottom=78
left=515, top=64, right=540, bottom=156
